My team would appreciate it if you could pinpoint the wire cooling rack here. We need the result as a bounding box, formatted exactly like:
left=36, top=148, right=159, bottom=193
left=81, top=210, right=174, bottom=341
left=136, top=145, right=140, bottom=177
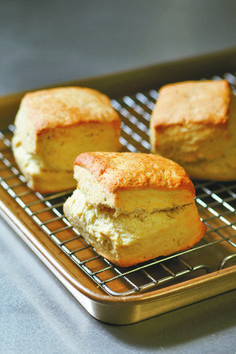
left=0, top=74, right=236, bottom=297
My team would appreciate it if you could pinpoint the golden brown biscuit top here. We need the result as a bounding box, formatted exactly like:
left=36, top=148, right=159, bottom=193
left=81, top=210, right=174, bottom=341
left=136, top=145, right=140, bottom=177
left=20, top=86, right=120, bottom=131
left=74, top=152, right=195, bottom=195
left=152, top=80, right=231, bottom=127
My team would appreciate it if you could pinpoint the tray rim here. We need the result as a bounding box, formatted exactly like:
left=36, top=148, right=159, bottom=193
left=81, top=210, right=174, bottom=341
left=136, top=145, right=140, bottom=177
left=1, top=47, right=236, bottom=324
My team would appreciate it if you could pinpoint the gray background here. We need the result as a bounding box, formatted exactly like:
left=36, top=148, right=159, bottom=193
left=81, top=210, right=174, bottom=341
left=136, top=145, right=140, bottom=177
left=0, top=0, right=236, bottom=353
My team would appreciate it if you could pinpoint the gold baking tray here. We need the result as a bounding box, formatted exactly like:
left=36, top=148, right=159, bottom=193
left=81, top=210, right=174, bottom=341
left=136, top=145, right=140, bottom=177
left=0, top=48, right=236, bottom=325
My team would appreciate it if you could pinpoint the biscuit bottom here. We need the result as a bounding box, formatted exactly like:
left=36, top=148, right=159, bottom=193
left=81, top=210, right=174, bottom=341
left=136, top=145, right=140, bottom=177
left=12, top=143, right=76, bottom=193
left=64, top=189, right=205, bottom=267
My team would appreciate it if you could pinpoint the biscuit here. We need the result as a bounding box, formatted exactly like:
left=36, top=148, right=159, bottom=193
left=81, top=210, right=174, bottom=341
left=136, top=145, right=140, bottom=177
left=150, top=80, right=236, bottom=180
left=63, top=152, right=206, bottom=267
left=12, top=87, right=121, bottom=193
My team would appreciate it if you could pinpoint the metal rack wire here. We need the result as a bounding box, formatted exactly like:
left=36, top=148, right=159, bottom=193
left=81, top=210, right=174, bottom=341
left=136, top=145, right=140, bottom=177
left=0, top=76, right=236, bottom=297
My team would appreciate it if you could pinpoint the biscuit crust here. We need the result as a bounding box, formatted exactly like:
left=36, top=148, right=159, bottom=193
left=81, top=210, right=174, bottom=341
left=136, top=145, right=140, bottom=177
left=74, top=151, right=195, bottom=193
left=21, top=86, right=120, bottom=131
left=74, top=152, right=195, bottom=210
left=151, top=80, right=230, bottom=127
